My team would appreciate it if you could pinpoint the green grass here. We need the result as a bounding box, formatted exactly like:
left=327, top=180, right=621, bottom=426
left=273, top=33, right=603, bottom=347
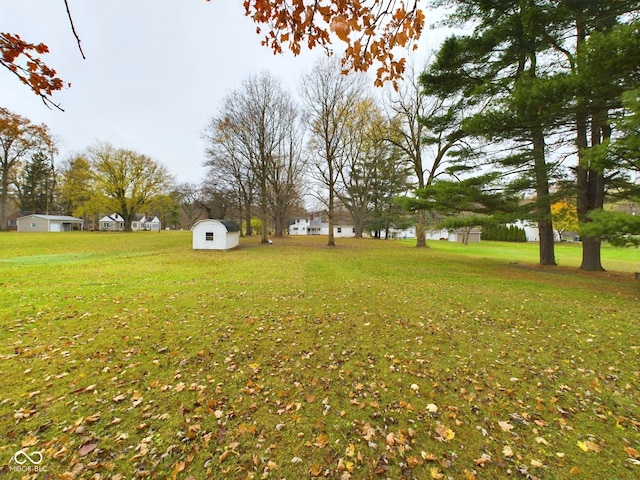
left=0, top=232, right=638, bottom=479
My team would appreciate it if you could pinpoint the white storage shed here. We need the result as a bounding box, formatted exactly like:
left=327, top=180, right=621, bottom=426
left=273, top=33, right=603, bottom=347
left=191, top=219, right=240, bottom=250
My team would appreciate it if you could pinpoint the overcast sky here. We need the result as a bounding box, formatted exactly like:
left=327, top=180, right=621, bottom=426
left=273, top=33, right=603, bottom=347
left=3, top=1, right=452, bottom=184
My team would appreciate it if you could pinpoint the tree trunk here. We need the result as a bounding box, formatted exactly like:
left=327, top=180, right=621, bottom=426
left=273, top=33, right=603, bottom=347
left=574, top=14, right=605, bottom=271
left=243, top=198, right=252, bottom=236
left=327, top=201, right=335, bottom=246
left=260, top=208, right=269, bottom=243
left=327, top=162, right=336, bottom=247
left=531, top=128, right=556, bottom=266
left=576, top=109, right=606, bottom=271
left=353, top=211, right=364, bottom=238
left=0, top=168, right=8, bottom=232
left=415, top=209, right=427, bottom=248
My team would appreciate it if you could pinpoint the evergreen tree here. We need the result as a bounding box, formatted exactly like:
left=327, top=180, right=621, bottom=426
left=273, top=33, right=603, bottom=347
left=18, top=151, right=56, bottom=214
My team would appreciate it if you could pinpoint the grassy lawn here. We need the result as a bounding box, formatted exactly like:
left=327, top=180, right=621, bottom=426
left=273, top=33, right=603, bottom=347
left=0, top=232, right=638, bottom=479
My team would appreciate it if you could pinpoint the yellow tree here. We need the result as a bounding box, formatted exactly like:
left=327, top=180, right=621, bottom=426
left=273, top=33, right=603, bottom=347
left=551, top=200, right=579, bottom=241
left=88, top=143, right=173, bottom=232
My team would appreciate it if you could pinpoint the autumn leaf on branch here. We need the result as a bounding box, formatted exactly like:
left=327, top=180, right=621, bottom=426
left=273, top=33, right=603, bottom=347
left=239, top=0, right=425, bottom=87
left=0, top=32, right=67, bottom=110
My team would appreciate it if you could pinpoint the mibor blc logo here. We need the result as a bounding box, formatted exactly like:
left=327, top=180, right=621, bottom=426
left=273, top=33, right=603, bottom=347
left=10, top=449, right=47, bottom=473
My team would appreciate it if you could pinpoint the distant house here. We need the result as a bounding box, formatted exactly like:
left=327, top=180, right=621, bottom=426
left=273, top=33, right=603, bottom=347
left=132, top=214, right=161, bottom=232
left=17, top=214, right=83, bottom=232
left=289, top=214, right=356, bottom=237
left=6, top=211, right=27, bottom=231
left=288, top=214, right=413, bottom=240
left=99, top=213, right=161, bottom=231
left=191, top=219, right=241, bottom=250
left=512, top=220, right=561, bottom=242
left=426, top=227, right=482, bottom=243
left=99, top=213, right=125, bottom=231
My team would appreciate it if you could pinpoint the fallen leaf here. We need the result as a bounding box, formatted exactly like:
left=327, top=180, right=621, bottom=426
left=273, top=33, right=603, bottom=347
left=85, top=413, right=101, bottom=423
left=78, top=442, right=98, bottom=456
left=430, top=467, right=444, bottom=479
left=172, top=461, right=185, bottom=479
left=52, top=446, right=68, bottom=459
left=498, top=421, right=514, bottom=432
left=314, top=432, right=329, bottom=448
left=435, top=424, right=455, bottom=442
left=626, top=447, right=640, bottom=458
left=502, top=445, right=514, bottom=457
left=310, top=464, right=322, bottom=476
left=421, top=451, right=438, bottom=461
left=474, top=453, right=491, bottom=466
left=386, top=432, right=396, bottom=446
left=21, top=436, right=39, bottom=447
left=535, top=436, right=549, bottom=446
left=584, top=440, right=600, bottom=453
left=426, top=403, right=438, bottom=413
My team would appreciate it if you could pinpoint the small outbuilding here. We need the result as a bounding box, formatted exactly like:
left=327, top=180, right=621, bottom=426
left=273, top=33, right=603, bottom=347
left=191, top=219, right=241, bottom=250
left=17, top=214, right=84, bottom=232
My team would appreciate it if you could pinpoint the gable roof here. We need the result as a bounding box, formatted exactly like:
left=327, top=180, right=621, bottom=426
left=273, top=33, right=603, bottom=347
left=20, top=214, right=83, bottom=222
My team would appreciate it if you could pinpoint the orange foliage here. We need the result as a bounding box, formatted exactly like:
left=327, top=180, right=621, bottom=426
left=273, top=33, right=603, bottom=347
left=0, top=32, right=67, bottom=109
left=237, top=0, right=425, bottom=86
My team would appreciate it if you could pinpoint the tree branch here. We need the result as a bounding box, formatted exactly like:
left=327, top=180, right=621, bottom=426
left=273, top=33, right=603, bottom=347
left=64, top=0, right=86, bottom=59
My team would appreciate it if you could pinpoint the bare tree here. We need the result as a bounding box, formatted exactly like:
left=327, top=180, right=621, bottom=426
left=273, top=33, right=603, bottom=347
left=204, top=118, right=257, bottom=236
left=204, top=71, right=301, bottom=243
left=385, top=62, right=465, bottom=247
left=175, top=182, right=204, bottom=229
left=301, top=57, right=366, bottom=246
left=269, top=123, right=307, bottom=236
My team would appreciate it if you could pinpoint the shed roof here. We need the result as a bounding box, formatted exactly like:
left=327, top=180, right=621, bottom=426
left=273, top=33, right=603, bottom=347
left=191, top=219, right=241, bottom=232
left=219, top=220, right=240, bottom=232
left=20, top=214, right=83, bottom=222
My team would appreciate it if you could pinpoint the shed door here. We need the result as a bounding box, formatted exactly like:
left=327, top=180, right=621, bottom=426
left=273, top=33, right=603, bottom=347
left=50, top=223, right=61, bottom=232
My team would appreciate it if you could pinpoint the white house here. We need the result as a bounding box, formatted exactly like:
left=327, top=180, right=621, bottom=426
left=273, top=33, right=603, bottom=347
left=191, top=219, right=241, bottom=250
left=99, top=213, right=125, bottom=231
left=289, top=214, right=414, bottom=240
left=132, top=214, right=161, bottom=231
left=288, top=216, right=356, bottom=237
left=17, top=214, right=83, bottom=232
left=426, top=227, right=482, bottom=243
left=513, top=220, right=561, bottom=242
